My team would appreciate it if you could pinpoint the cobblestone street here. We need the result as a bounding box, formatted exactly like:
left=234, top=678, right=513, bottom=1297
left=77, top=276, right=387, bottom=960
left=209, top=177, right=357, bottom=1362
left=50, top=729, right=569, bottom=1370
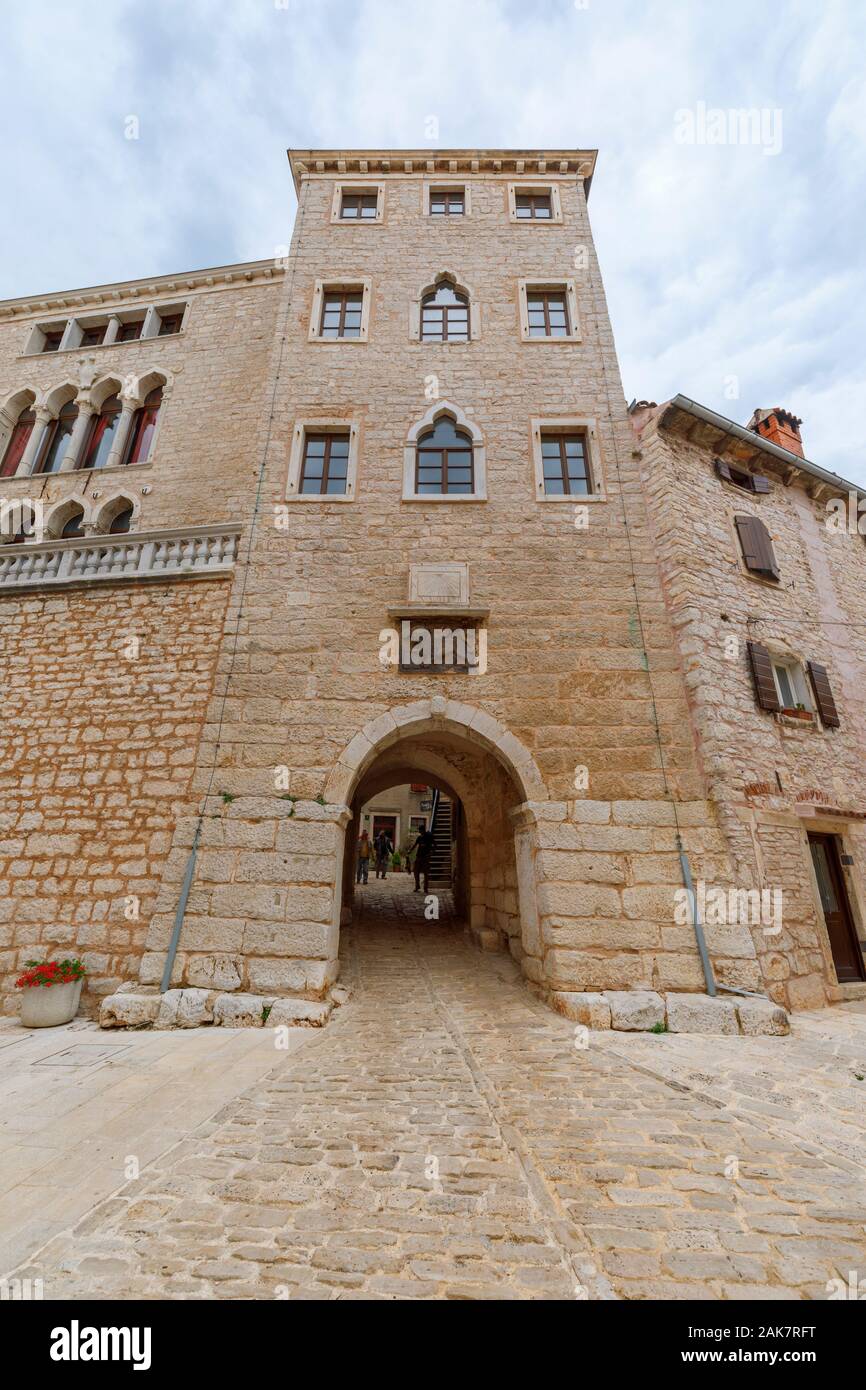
left=7, top=877, right=866, bottom=1301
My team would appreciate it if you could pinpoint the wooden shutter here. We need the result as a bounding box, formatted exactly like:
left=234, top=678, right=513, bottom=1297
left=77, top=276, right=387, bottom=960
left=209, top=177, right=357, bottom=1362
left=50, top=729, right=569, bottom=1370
left=747, top=641, right=781, bottom=712
left=752, top=474, right=771, bottom=493
left=807, top=661, right=841, bottom=727
left=736, top=514, right=780, bottom=580
left=714, top=457, right=733, bottom=482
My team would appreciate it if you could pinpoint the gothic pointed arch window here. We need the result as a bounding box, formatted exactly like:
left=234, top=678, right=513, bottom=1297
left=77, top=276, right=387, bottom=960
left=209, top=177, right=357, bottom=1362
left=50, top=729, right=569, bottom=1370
left=415, top=415, right=474, bottom=494
left=404, top=401, right=487, bottom=502
left=80, top=392, right=121, bottom=470
left=35, top=398, right=78, bottom=474
left=123, top=385, right=163, bottom=465
left=0, top=401, right=36, bottom=478
left=421, top=281, right=470, bottom=343
left=60, top=507, right=85, bottom=539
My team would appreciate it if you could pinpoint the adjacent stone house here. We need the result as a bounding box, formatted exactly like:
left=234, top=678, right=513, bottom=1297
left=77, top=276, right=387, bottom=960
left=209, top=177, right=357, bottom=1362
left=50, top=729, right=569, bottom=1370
left=0, top=146, right=861, bottom=1028
left=632, top=397, right=866, bottom=1011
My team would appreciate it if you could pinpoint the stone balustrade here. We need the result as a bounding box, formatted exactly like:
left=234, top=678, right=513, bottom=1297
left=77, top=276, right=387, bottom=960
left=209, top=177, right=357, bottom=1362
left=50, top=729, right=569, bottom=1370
left=0, top=524, right=241, bottom=592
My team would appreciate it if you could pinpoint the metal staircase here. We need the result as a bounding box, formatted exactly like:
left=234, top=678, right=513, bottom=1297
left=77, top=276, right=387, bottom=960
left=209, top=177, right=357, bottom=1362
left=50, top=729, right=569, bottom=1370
left=427, top=790, right=453, bottom=890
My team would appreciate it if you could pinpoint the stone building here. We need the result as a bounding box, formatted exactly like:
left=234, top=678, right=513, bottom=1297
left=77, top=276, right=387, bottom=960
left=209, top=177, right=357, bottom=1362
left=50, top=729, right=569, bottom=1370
left=632, top=397, right=866, bottom=1012
left=0, top=145, right=860, bottom=1031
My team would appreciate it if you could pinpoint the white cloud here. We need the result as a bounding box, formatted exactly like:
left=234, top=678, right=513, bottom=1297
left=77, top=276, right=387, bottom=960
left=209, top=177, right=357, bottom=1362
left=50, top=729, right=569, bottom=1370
left=1, top=0, right=864, bottom=479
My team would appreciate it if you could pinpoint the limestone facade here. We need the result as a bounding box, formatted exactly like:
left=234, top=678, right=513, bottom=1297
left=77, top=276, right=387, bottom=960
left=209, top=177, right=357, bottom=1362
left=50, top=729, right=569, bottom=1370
left=633, top=397, right=866, bottom=1011
left=1, top=146, right=860, bottom=1024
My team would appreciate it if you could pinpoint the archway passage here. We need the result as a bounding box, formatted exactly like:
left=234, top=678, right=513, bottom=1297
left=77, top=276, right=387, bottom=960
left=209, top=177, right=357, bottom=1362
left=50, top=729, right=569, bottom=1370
left=338, top=721, right=538, bottom=974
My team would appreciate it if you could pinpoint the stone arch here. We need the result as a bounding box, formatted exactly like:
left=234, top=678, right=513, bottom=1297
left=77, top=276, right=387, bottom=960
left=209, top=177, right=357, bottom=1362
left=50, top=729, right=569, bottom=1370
left=405, top=399, right=483, bottom=449
left=93, top=491, right=139, bottom=535
left=331, top=700, right=549, bottom=973
left=0, top=386, right=36, bottom=426
left=0, top=388, right=37, bottom=469
left=131, top=367, right=171, bottom=404
left=43, top=494, right=90, bottom=540
left=325, top=698, right=547, bottom=807
left=89, top=373, right=123, bottom=410
left=41, top=380, right=80, bottom=415
left=417, top=268, right=475, bottom=303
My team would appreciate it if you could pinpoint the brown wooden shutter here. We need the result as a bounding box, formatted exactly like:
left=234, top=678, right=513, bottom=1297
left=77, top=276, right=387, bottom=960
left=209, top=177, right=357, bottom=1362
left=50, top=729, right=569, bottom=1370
left=752, top=474, right=771, bottom=494
left=714, top=458, right=733, bottom=482
left=747, top=641, right=781, bottom=712
left=807, top=661, right=841, bottom=727
left=736, top=514, right=780, bottom=581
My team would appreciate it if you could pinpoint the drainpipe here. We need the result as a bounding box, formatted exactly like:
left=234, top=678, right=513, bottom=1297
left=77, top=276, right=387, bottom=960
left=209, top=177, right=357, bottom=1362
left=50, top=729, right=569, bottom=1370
left=677, top=836, right=770, bottom=1000
left=160, top=823, right=202, bottom=993
left=677, top=836, right=716, bottom=997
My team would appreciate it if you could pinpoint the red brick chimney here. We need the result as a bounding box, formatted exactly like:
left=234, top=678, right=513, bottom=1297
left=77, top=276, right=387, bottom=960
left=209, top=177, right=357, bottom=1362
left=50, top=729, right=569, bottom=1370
left=747, top=407, right=804, bottom=458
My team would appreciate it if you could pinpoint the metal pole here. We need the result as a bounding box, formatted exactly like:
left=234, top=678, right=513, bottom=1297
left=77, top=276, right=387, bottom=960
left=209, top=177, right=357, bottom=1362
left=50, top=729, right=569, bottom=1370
left=677, top=836, right=717, bottom=997
left=160, top=822, right=202, bottom=993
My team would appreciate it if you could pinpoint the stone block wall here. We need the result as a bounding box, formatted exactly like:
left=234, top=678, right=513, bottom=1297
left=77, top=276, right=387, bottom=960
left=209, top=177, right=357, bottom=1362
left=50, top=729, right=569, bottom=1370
left=139, top=152, right=755, bottom=1005
left=636, top=404, right=866, bottom=1008
left=0, top=577, right=230, bottom=1013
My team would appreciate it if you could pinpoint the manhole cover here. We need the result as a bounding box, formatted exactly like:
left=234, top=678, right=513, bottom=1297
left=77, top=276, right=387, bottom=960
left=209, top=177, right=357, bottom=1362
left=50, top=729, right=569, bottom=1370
left=34, top=1044, right=130, bottom=1067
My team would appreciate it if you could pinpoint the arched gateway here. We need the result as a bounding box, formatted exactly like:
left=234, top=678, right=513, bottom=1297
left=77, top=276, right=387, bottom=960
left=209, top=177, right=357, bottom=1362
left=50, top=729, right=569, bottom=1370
left=330, top=698, right=550, bottom=977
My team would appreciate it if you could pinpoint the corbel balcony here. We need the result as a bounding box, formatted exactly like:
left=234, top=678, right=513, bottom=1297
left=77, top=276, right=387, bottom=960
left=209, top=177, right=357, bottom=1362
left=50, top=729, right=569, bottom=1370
left=0, top=523, right=240, bottom=593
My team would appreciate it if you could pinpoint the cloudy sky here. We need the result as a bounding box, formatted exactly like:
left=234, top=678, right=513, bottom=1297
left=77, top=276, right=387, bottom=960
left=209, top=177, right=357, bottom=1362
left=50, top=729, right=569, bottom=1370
left=3, top=0, right=865, bottom=479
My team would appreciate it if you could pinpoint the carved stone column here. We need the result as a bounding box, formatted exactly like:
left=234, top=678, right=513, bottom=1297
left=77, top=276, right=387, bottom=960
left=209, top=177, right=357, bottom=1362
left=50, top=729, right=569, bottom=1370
left=16, top=407, right=52, bottom=477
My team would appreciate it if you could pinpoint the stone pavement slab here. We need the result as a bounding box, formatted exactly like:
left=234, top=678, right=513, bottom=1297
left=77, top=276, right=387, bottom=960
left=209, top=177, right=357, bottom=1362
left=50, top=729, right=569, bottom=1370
left=4, top=881, right=866, bottom=1300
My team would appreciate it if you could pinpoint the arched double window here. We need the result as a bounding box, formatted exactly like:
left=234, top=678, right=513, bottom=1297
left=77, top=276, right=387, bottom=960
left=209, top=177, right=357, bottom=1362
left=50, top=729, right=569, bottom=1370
left=122, top=385, right=162, bottom=465
left=0, top=402, right=35, bottom=478
left=415, top=416, right=474, bottom=494
left=79, top=393, right=121, bottom=471
left=35, top=399, right=78, bottom=474
left=421, top=282, right=470, bottom=343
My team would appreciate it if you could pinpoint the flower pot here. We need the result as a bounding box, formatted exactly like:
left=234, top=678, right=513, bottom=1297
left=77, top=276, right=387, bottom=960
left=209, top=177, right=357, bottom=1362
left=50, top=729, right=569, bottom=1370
left=20, top=978, right=83, bottom=1028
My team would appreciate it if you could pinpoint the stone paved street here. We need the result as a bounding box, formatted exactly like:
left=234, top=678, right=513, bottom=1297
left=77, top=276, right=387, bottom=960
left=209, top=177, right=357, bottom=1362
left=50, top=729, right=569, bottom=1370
left=6, top=876, right=866, bottom=1300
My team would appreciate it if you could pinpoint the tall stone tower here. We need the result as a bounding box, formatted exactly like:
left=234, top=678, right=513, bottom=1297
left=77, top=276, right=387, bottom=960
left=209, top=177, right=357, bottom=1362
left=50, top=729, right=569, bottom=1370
left=137, top=147, right=757, bottom=1014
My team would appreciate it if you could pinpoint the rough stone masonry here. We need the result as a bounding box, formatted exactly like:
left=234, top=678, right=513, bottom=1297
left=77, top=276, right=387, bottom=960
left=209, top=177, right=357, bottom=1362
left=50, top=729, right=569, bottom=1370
left=0, top=147, right=863, bottom=1033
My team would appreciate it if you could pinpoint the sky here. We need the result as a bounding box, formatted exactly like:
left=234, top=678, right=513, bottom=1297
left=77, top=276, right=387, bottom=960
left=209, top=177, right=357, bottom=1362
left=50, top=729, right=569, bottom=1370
left=2, top=0, right=865, bottom=480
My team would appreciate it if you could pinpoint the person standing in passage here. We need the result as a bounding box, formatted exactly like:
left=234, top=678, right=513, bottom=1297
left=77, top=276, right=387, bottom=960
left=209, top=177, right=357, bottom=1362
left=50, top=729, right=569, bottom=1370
left=410, top=826, right=434, bottom=894
left=356, top=830, right=371, bottom=885
left=374, top=829, right=393, bottom=879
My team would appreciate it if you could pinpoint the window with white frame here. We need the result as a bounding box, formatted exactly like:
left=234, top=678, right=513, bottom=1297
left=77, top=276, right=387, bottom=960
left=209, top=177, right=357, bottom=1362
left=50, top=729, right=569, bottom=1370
left=308, top=279, right=371, bottom=342
left=403, top=401, right=486, bottom=502
left=531, top=417, right=605, bottom=502
left=507, top=183, right=562, bottom=223
left=23, top=302, right=188, bottom=356
left=286, top=421, right=359, bottom=501
left=518, top=280, right=580, bottom=342
left=428, top=187, right=466, bottom=217
left=330, top=183, right=385, bottom=224
left=771, top=658, right=812, bottom=714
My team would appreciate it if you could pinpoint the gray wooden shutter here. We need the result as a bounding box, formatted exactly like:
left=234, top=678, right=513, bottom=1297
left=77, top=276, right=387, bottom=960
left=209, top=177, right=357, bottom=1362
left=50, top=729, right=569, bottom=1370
left=752, top=474, right=771, bottom=494
left=714, top=458, right=733, bottom=482
left=736, top=514, right=780, bottom=581
left=807, top=661, right=841, bottom=727
left=747, top=641, right=781, bottom=712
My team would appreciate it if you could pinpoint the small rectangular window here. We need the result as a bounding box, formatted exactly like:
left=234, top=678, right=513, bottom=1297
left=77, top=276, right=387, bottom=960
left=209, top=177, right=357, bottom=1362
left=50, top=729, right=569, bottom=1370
left=117, top=318, right=144, bottom=342
left=157, top=313, right=183, bottom=336
left=80, top=325, right=106, bottom=347
left=320, top=291, right=364, bottom=339
left=515, top=192, right=552, bottom=220
left=340, top=192, right=378, bottom=219
left=299, top=432, right=350, bottom=495
left=41, top=331, right=63, bottom=353
left=527, top=292, right=569, bottom=338
left=430, top=189, right=464, bottom=217
left=540, top=432, right=591, bottom=496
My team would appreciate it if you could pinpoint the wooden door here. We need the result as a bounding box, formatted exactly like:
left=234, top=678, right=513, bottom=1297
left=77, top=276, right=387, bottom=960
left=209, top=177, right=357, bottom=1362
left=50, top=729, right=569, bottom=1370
left=808, top=833, right=866, bottom=983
